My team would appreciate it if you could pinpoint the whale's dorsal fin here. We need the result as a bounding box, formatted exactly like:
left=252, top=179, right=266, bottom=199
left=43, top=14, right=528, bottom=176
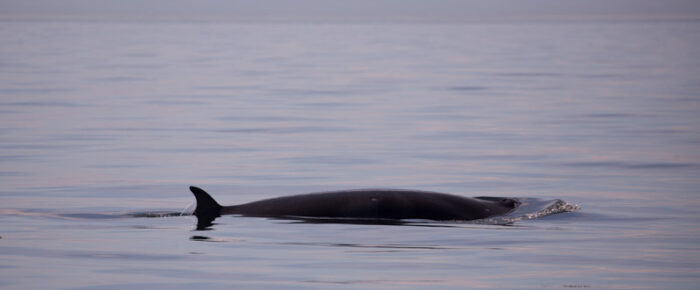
left=190, top=186, right=222, bottom=219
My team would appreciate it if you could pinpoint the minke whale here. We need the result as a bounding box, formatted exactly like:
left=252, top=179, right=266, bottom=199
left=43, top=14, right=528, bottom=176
left=189, top=186, right=519, bottom=226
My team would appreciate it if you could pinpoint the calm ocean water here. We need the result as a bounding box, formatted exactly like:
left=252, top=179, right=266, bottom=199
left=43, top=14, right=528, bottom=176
left=1, top=20, right=699, bottom=289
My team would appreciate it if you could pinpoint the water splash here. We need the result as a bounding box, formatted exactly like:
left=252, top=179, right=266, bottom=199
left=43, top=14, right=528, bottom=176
left=180, top=200, right=196, bottom=216
left=515, top=199, right=580, bottom=221
left=476, top=198, right=580, bottom=225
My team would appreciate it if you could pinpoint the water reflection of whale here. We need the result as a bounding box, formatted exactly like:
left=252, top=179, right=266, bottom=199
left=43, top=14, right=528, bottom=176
left=190, top=186, right=520, bottom=229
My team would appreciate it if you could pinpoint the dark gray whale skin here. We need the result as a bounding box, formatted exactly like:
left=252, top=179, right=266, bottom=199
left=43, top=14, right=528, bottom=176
left=190, top=186, right=518, bottom=223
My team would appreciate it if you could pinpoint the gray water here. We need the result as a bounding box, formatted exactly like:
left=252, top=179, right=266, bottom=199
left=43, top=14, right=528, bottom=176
left=1, top=20, right=699, bottom=289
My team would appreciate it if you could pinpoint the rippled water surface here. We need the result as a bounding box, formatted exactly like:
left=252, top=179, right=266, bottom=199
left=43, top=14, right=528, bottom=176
left=1, top=21, right=699, bottom=289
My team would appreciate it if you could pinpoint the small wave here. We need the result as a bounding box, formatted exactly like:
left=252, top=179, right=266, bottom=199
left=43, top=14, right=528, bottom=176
left=477, top=198, right=580, bottom=225
left=123, top=201, right=196, bottom=218
left=128, top=211, right=185, bottom=218
left=520, top=199, right=580, bottom=219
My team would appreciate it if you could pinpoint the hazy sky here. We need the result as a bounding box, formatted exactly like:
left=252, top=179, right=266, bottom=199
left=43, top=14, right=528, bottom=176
left=1, top=0, right=699, bottom=22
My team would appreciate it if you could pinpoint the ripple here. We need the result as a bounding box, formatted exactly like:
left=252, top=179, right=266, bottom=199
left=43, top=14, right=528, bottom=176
left=215, top=126, right=349, bottom=134
left=563, top=161, right=700, bottom=170
left=0, top=101, right=90, bottom=107
left=280, top=155, right=377, bottom=165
